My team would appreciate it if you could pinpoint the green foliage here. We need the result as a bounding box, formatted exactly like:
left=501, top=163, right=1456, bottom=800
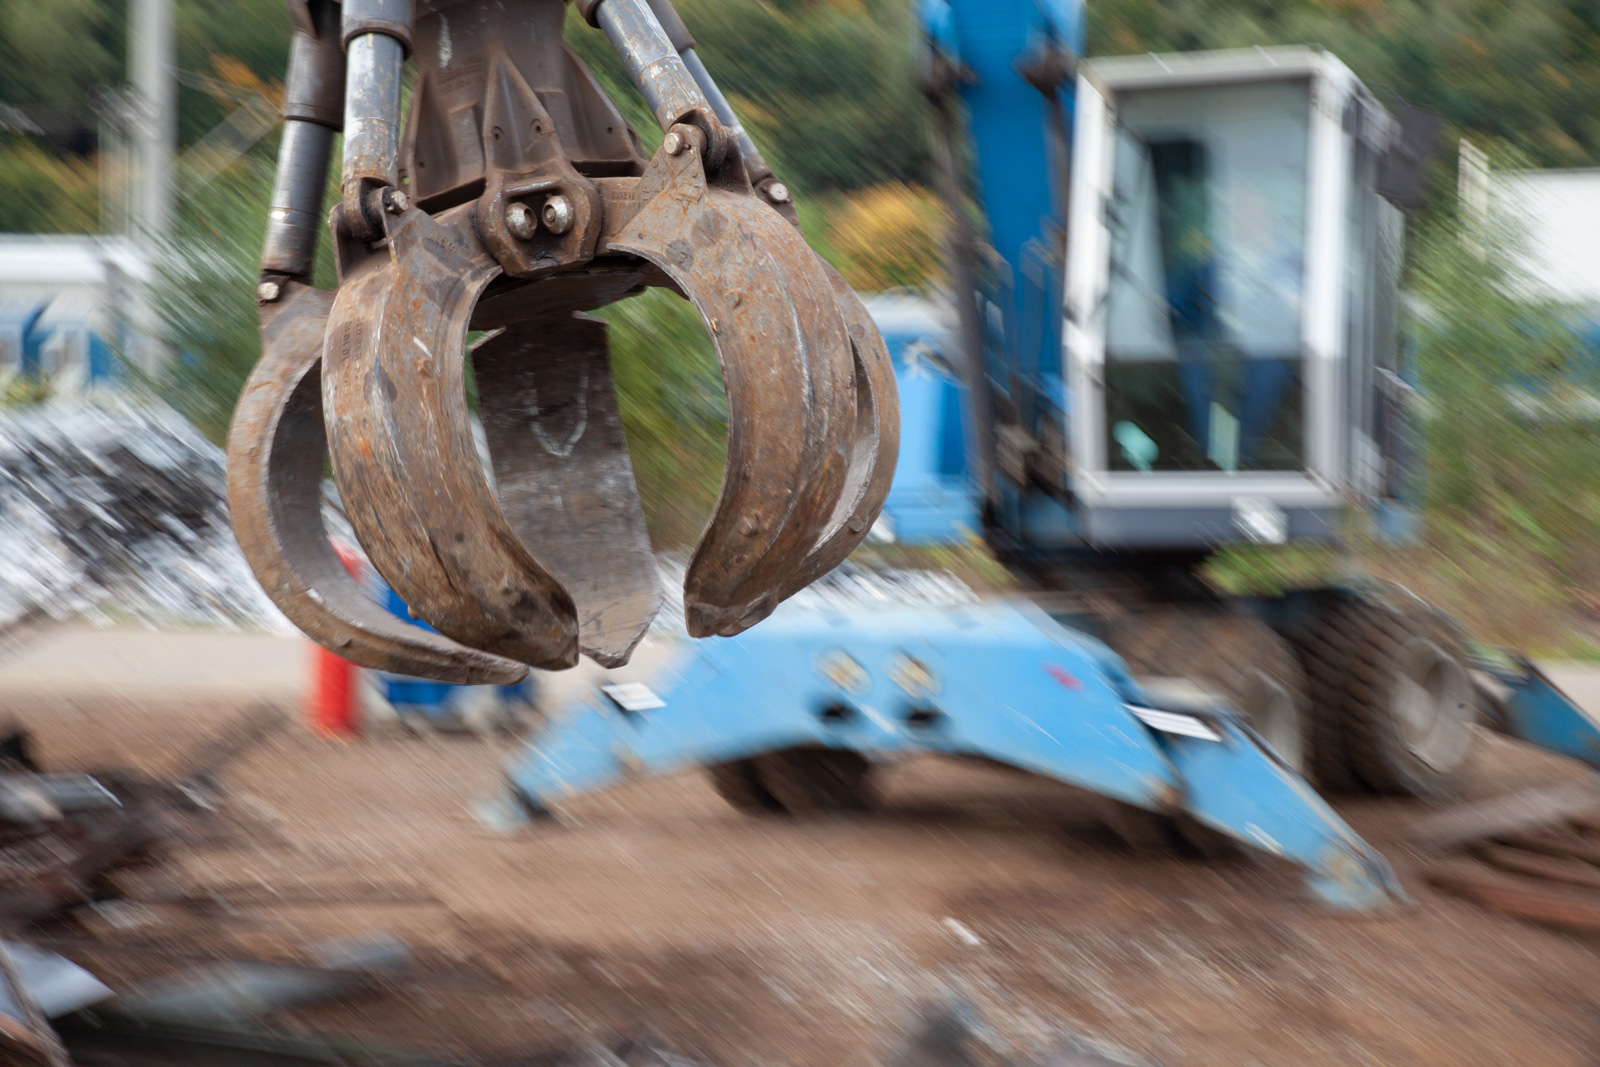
left=817, top=182, right=944, bottom=290
left=678, top=0, right=927, bottom=194
left=150, top=128, right=338, bottom=444
left=1, top=373, right=57, bottom=408
left=0, top=139, right=100, bottom=233
left=565, top=0, right=927, bottom=196
left=0, top=0, right=121, bottom=135
left=173, top=0, right=292, bottom=147
left=150, top=162, right=272, bottom=442
left=1404, top=204, right=1600, bottom=627
left=1090, top=0, right=1600, bottom=170
left=0, top=0, right=289, bottom=151
left=1203, top=542, right=1342, bottom=597
left=599, top=288, right=728, bottom=547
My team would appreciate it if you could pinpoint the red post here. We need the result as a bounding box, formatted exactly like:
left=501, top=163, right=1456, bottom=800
left=307, top=540, right=364, bottom=736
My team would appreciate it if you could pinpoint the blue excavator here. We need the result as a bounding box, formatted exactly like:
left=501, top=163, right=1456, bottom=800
left=495, top=0, right=1600, bottom=909
left=228, top=0, right=1600, bottom=911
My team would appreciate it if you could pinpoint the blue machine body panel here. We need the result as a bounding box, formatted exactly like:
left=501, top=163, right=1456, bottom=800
left=373, top=582, right=536, bottom=721
left=871, top=296, right=981, bottom=544
left=1480, top=654, right=1600, bottom=769
left=504, top=599, right=1401, bottom=909
left=913, top=0, right=1084, bottom=553
left=919, top=0, right=1081, bottom=394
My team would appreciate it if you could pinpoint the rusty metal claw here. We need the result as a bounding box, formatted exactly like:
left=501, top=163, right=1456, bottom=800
left=226, top=281, right=528, bottom=686
left=768, top=261, right=901, bottom=602
left=601, top=129, right=859, bottom=637
left=230, top=0, right=899, bottom=682
left=473, top=314, right=661, bottom=667
left=322, top=205, right=581, bottom=670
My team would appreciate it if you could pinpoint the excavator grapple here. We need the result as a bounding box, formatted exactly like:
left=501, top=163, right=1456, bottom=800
left=227, top=0, right=898, bottom=678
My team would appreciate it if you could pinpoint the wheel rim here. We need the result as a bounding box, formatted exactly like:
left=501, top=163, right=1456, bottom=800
left=1390, top=637, right=1475, bottom=772
left=1244, top=673, right=1305, bottom=774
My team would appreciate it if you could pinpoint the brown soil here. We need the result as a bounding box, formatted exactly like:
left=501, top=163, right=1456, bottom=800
left=11, top=692, right=1600, bottom=1067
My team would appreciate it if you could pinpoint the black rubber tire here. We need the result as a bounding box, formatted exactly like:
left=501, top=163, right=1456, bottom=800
left=707, top=759, right=784, bottom=813
left=1340, top=599, right=1476, bottom=798
left=1107, top=608, right=1311, bottom=776
left=1284, top=595, right=1367, bottom=793
left=753, top=747, right=874, bottom=814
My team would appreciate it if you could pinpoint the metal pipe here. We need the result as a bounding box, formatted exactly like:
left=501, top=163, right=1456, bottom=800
left=262, top=120, right=336, bottom=277
left=638, top=0, right=782, bottom=195
left=263, top=12, right=344, bottom=278
left=341, top=32, right=405, bottom=196
left=129, top=0, right=175, bottom=251
left=592, top=0, right=710, bottom=134
left=282, top=24, right=346, bottom=130
left=679, top=48, right=771, bottom=183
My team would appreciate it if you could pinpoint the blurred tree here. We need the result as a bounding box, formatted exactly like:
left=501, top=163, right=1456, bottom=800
left=1089, top=0, right=1600, bottom=170
left=600, top=289, right=729, bottom=547
left=0, top=140, right=100, bottom=233
left=173, top=0, right=292, bottom=148
left=821, top=182, right=944, bottom=290
left=152, top=132, right=339, bottom=442
left=566, top=0, right=929, bottom=195
left=0, top=0, right=122, bottom=150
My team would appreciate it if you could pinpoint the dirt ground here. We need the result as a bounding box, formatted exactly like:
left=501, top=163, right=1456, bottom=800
left=5, top=635, right=1600, bottom=1066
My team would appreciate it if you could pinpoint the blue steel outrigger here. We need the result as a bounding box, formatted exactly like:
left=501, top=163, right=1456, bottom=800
left=497, top=598, right=1600, bottom=911
left=503, top=599, right=1403, bottom=910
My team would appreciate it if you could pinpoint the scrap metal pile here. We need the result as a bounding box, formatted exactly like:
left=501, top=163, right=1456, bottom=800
left=1411, top=777, right=1600, bottom=931
left=0, top=401, right=285, bottom=636
left=0, top=705, right=735, bottom=1066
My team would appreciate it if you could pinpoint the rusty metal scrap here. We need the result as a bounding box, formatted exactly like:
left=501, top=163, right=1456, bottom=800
left=1475, top=843, right=1600, bottom=889
left=1424, top=861, right=1600, bottom=932
left=1494, top=827, right=1600, bottom=867
left=228, top=0, right=896, bottom=682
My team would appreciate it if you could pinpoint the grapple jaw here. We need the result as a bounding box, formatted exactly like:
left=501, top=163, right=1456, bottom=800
left=226, top=281, right=529, bottom=686
left=323, top=204, right=586, bottom=670
left=473, top=313, right=662, bottom=668
left=228, top=0, right=898, bottom=680
left=599, top=125, right=866, bottom=636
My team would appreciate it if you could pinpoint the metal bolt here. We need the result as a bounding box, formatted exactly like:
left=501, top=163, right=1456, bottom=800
left=766, top=182, right=791, bottom=204
left=384, top=189, right=410, bottom=215
left=662, top=131, right=684, bottom=156
left=506, top=202, right=537, bottom=241
left=256, top=280, right=281, bottom=303
left=542, top=195, right=575, bottom=235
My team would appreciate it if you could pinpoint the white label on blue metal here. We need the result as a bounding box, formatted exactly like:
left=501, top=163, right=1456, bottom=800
left=1126, top=706, right=1224, bottom=742
left=601, top=683, right=665, bottom=711
left=1233, top=495, right=1288, bottom=544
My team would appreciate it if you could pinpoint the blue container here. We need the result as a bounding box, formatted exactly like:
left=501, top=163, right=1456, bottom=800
left=372, top=583, right=537, bottom=726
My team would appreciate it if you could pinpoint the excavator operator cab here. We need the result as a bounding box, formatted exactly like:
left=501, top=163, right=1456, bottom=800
left=1054, top=48, right=1418, bottom=550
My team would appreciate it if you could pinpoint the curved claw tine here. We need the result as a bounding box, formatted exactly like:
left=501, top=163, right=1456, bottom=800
left=323, top=207, right=579, bottom=669
left=769, top=260, right=902, bottom=602
left=473, top=314, right=661, bottom=667
left=606, top=156, right=856, bottom=637
left=226, top=282, right=528, bottom=686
